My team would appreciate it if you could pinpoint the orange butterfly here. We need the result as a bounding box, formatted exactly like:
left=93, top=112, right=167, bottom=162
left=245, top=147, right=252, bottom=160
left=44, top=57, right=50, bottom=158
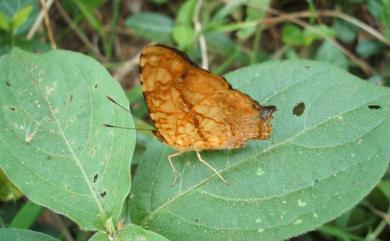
left=139, top=45, right=276, bottom=184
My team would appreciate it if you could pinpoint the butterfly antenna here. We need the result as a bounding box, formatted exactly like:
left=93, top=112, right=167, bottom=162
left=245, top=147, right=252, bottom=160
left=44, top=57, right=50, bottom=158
left=105, top=96, right=155, bottom=132
left=106, top=96, right=131, bottom=113
left=103, top=124, right=155, bottom=132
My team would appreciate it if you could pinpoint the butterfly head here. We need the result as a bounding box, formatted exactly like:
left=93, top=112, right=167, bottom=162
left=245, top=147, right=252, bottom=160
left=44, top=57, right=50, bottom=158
left=260, top=105, right=277, bottom=120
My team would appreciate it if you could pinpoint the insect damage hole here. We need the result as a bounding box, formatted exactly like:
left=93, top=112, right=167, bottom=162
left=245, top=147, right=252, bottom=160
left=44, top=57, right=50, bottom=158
left=69, top=94, right=74, bottom=102
left=368, top=104, right=381, bottom=110
left=5, top=81, right=11, bottom=87
left=100, top=191, right=107, bottom=198
left=8, top=106, right=16, bottom=111
left=93, top=173, right=98, bottom=183
left=293, top=102, right=305, bottom=116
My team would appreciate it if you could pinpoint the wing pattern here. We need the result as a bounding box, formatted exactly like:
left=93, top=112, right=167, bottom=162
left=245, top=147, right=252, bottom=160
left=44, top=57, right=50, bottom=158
left=139, top=45, right=275, bottom=151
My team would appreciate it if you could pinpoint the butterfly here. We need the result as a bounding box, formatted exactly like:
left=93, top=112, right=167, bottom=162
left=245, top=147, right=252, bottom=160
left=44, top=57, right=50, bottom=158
left=139, top=44, right=276, bottom=184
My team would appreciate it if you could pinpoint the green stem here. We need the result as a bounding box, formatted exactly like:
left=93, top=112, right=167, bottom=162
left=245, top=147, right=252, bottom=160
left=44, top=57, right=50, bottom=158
left=365, top=207, right=390, bottom=240
left=319, top=224, right=365, bottom=241
left=250, top=26, right=261, bottom=64
left=107, top=0, right=120, bottom=60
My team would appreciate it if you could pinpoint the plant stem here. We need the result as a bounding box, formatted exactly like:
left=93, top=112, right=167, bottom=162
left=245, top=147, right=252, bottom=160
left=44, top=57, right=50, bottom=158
left=108, top=0, right=120, bottom=60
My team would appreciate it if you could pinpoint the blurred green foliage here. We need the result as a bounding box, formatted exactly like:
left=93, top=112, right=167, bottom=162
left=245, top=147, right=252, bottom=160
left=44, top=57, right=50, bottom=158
left=1, top=0, right=390, bottom=240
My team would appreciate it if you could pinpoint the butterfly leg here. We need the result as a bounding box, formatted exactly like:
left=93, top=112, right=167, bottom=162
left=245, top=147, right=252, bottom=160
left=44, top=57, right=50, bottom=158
left=168, top=152, right=184, bottom=185
left=195, top=150, right=229, bottom=184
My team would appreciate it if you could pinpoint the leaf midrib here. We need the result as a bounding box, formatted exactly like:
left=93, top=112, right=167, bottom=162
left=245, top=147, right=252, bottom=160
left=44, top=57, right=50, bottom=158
left=42, top=56, right=106, bottom=217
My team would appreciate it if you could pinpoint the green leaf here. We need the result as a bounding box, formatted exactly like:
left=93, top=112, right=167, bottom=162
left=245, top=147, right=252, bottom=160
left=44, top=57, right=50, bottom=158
left=71, top=0, right=103, bottom=34
left=303, top=25, right=335, bottom=46
left=315, top=42, right=348, bottom=69
left=368, top=0, right=381, bottom=18
left=332, top=19, right=358, bottom=43
left=378, top=180, right=390, bottom=200
left=0, top=169, right=22, bottom=201
left=210, top=0, right=246, bottom=23
left=9, top=201, right=43, bottom=229
left=148, top=0, right=167, bottom=4
left=130, top=60, right=390, bottom=241
left=282, top=24, right=304, bottom=46
left=172, top=0, right=196, bottom=50
left=205, top=32, right=252, bottom=72
left=368, top=0, right=390, bottom=41
left=380, top=0, right=390, bottom=26
left=0, top=48, right=135, bottom=230
left=306, top=0, right=317, bottom=23
left=236, top=0, right=270, bottom=39
left=0, top=0, right=39, bottom=34
left=318, top=224, right=364, bottom=241
left=356, top=39, right=384, bottom=58
left=367, top=74, right=383, bottom=85
left=125, top=12, right=174, bottom=44
left=384, top=29, right=390, bottom=41
left=285, top=48, right=299, bottom=59
left=0, top=11, right=10, bottom=31
left=70, top=0, right=109, bottom=56
left=11, top=4, right=32, bottom=32
left=89, top=224, right=170, bottom=241
left=0, top=228, right=59, bottom=241
left=172, top=25, right=196, bottom=49
left=176, top=0, right=196, bottom=25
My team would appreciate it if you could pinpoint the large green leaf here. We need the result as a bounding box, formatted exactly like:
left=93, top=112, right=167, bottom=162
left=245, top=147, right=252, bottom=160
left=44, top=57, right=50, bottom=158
left=89, top=224, right=170, bottom=241
left=0, top=228, right=59, bottom=241
left=0, top=48, right=135, bottom=230
left=125, top=12, right=174, bottom=44
left=129, top=60, right=390, bottom=241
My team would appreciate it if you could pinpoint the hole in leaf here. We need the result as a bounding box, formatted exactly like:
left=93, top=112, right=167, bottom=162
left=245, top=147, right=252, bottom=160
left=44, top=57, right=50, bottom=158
left=93, top=174, right=98, bottom=183
left=46, top=155, right=52, bottom=160
left=94, top=84, right=98, bottom=89
left=8, top=106, right=16, bottom=111
left=69, top=94, right=74, bottom=102
left=304, top=65, right=310, bottom=69
left=293, top=102, right=305, bottom=116
left=100, top=191, right=107, bottom=198
left=195, top=218, right=199, bottom=223
left=5, top=81, right=11, bottom=87
left=91, top=145, right=98, bottom=155
left=368, top=104, right=381, bottom=110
